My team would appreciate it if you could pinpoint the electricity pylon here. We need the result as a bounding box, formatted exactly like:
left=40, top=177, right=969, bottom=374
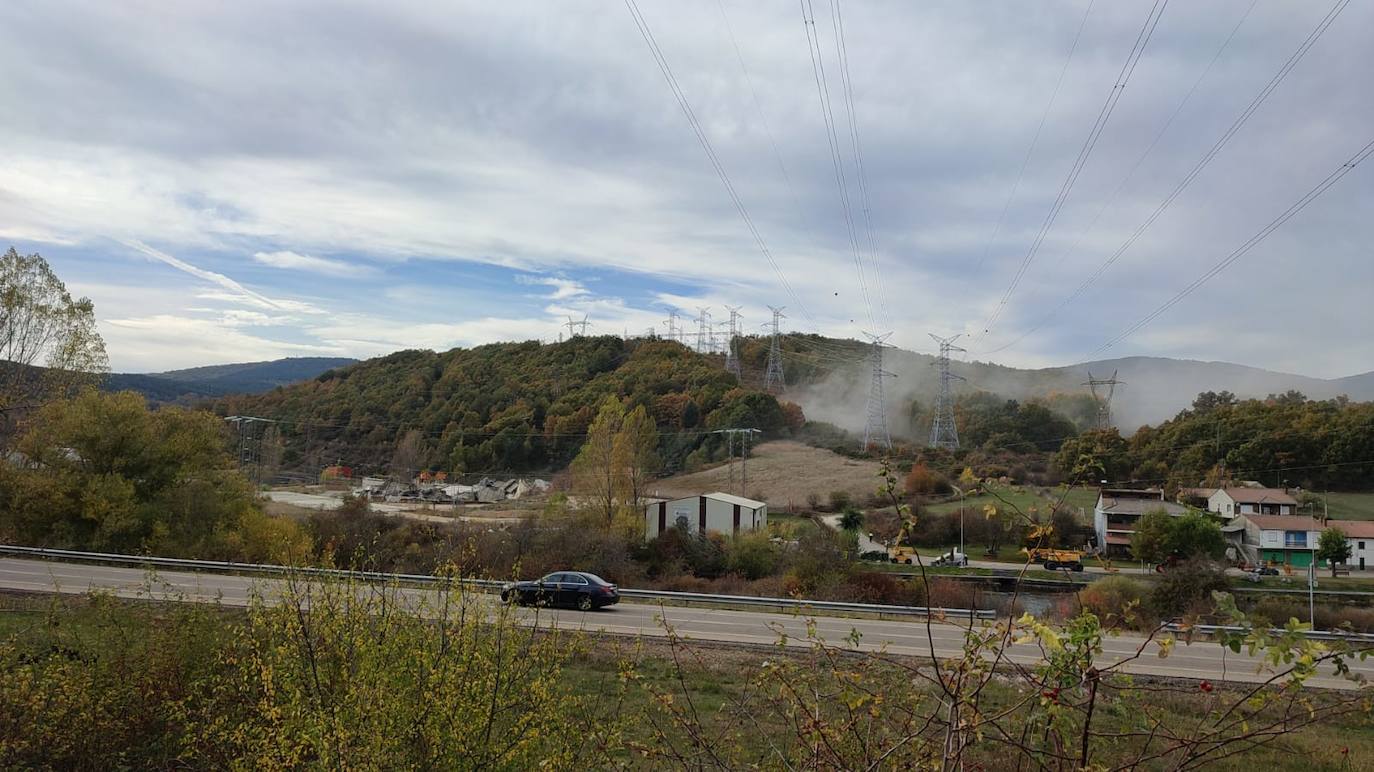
left=1083, top=370, right=1123, bottom=430
left=862, top=332, right=897, bottom=450
left=763, top=306, right=786, bottom=394
left=724, top=306, right=742, bottom=378
left=929, top=333, right=966, bottom=450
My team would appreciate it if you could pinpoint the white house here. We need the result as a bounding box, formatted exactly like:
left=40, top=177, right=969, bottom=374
left=1207, top=487, right=1298, bottom=518
left=645, top=492, right=768, bottom=539
left=1236, top=514, right=1324, bottom=568
left=1331, top=520, right=1374, bottom=571
left=1093, top=488, right=1188, bottom=557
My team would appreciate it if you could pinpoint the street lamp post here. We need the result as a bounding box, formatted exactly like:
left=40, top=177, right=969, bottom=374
left=952, top=485, right=965, bottom=559
left=1309, top=546, right=1317, bottom=628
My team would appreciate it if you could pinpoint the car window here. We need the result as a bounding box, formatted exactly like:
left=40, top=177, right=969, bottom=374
left=583, top=573, right=608, bottom=585
left=564, top=574, right=589, bottom=585
left=541, top=573, right=563, bottom=584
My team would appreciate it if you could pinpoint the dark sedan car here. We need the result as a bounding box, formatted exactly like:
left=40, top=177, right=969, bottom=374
left=501, top=571, right=619, bottom=611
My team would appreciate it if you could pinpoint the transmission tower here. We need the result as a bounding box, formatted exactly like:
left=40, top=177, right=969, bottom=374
left=763, top=306, right=786, bottom=394
left=928, top=333, right=966, bottom=450
left=662, top=310, right=681, bottom=343
left=723, top=306, right=743, bottom=377
left=861, top=332, right=897, bottom=450
left=1083, top=370, right=1123, bottom=430
left=564, top=314, right=589, bottom=338
left=713, top=427, right=761, bottom=496
left=695, top=307, right=712, bottom=353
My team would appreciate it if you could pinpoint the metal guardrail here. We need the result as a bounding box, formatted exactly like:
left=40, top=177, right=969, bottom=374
left=0, top=544, right=997, bottom=620
left=1163, top=622, right=1374, bottom=643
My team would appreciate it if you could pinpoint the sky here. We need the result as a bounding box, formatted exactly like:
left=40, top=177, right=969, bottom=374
left=1, top=0, right=1371, bottom=376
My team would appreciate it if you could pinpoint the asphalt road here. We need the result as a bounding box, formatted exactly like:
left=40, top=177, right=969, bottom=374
left=1, top=557, right=1368, bottom=690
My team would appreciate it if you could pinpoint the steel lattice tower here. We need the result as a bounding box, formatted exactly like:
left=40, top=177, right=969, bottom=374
left=724, top=306, right=742, bottom=378
left=763, top=306, right=786, bottom=394
left=662, top=310, right=680, bottom=343
left=928, top=333, right=966, bottom=450
left=861, top=332, right=897, bottom=450
left=1083, top=370, right=1123, bottom=430
left=695, top=307, right=712, bottom=353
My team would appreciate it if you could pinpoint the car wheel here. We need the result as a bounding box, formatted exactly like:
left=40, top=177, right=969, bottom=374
left=1044, top=561, right=1058, bottom=571
left=577, top=594, right=594, bottom=611
left=1071, top=563, right=1084, bottom=572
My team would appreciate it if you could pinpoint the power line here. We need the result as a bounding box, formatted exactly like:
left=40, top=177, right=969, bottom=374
left=799, top=0, right=875, bottom=329
left=1091, top=133, right=1374, bottom=356
left=830, top=0, right=889, bottom=326
left=981, top=0, right=1348, bottom=356
left=623, top=0, right=815, bottom=324
left=973, top=0, right=1097, bottom=276
left=979, top=0, right=1169, bottom=339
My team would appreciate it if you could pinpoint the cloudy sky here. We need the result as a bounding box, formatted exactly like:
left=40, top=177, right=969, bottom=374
left=2, top=0, right=1370, bottom=376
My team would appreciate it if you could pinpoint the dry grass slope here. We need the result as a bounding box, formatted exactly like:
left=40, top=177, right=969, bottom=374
left=648, top=440, right=885, bottom=510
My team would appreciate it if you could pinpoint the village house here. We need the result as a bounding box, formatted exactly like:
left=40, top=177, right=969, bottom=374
left=1206, top=487, right=1298, bottom=518
left=1331, top=520, right=1374, bottom=571
left=1233, top=513, right=1325, bottom=568
left=1093, top=488, right=1189, bottom=557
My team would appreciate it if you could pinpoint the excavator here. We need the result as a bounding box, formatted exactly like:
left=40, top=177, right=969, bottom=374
left=887, top=520, right=920, bottom=565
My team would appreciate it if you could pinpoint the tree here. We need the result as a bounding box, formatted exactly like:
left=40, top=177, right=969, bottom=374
left=1316, top=527, right=1352, bottom=577
left=389, top=428, right=426, bottom=481
left=571, top=396, right=625, bottom=524
left=259, top=423, right=284, bottom=484
left=614, top=404, right=659, bottom=510
left=0, top=390, right=296, bottom=561
left=1132, top=510, right=1225, bottom=564
left=838, top=506, right=864, bottom=532
left=0, top=247, right=108, bottom=435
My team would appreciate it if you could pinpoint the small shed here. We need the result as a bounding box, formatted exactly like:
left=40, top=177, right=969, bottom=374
left=645, top=492, right=768, bottom=539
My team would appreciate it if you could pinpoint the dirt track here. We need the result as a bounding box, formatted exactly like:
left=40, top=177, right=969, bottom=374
left=647, top=440, right=886, bottom=511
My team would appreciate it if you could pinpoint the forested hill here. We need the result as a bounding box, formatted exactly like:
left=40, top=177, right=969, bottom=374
left=216, top=337, right=796, bottom=477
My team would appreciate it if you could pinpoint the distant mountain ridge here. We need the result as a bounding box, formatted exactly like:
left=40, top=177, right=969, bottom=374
left=103, top=357, right=357, bottom=402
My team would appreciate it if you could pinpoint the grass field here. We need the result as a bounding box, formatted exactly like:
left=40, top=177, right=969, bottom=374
left=1322, top=492, right=1374, bottom=521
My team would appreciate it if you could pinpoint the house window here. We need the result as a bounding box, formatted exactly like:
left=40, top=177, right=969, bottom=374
left=1361, top=541, right=1366, bottom=550
left=1283, top=531, right=1307, bottom=548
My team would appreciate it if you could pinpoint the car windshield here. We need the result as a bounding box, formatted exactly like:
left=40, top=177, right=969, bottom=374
left=540, top=573, right=562, bottom=583
left=581, top=573, right=609, bottom=586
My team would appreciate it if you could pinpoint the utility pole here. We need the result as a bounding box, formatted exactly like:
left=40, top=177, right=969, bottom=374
left=1083, top=370, right=1124, bottom=431
left=724, top=306, right=742, bottom=378
left=861, top=332, right=897, bottom=450
left=224, top=415, right=274, bottom=486
left=929, top=333, right=966, bottom=450
left=713, top=428, right=761, bottom=496
left=763, top=305, right=786, bottom=394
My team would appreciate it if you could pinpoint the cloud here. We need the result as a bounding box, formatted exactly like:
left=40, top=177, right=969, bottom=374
left=0, top=1, right=1370, bottom=375
left=103, top=314, right=345, bottom=371
left=253, top=250, right=375, bottom=277
left=517, top=274, right=590, bottom=300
